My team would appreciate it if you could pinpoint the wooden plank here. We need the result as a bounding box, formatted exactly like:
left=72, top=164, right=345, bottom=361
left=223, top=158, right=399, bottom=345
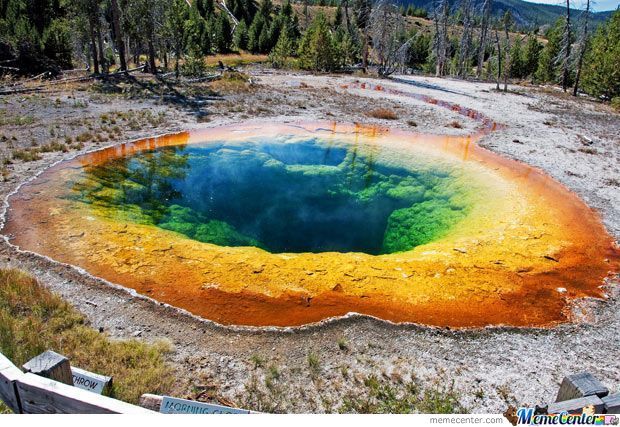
left=160, top=396, right=251, bottom=414
left=71, top=367, right=112, bottom=396
left=602, top=393, right=620, bottom=414
left=16, top=373, right=155, bottom=414
left=0, top=353, right=23, bottom=413
left=22, top=350, right=73, bottom=385
left=556, top=372, right=609, bottom=402
left=139, top=393, right=163, bottom=411
left=548, top=395, right=605, bottom=415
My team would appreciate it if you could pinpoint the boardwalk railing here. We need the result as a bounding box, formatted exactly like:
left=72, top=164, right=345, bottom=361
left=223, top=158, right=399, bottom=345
left=0, top=352, right=154, bottom=414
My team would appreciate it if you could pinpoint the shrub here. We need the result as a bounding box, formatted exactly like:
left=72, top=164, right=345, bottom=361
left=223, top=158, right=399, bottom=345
left=367, top=108, right=398, bottom=120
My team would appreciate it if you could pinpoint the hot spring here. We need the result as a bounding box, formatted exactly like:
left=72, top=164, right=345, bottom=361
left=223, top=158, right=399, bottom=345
left=3, top=122, right=617, bottom=327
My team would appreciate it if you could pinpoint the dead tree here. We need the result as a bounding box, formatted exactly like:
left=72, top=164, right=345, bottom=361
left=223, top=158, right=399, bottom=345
left=502, top=11, right=512, bottom=92
left=96, top=23, right=108, bottom=73
left=354, top=0, right=372, bottom=71
left=341, top=0, right=353, bottom=34
left=457, top=0, right=474, bottom=78
left=476, top=0, right=492, bottom=78
left=370, top=0, right=406, bottom=76
left=494, top=25, right=501, bottom=90
left=572, top=0, right=590, bottom=96
left=433, top=0, right=449, bottom=77
left=110, top=0, right=128, bottom=72
left=560, top=0, right=572, bottom=91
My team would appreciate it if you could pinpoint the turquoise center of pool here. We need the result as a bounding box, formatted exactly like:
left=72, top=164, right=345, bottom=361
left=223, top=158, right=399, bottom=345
left=71, top=137, right=472, bottom=254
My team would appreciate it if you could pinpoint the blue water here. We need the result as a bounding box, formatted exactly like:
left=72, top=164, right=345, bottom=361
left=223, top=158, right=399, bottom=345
left=75, top=137, right=468, bottom=254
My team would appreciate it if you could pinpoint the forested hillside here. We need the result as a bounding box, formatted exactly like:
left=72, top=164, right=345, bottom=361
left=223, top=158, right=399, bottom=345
left=393, top=0, right=613, bottom=28
left=0, top=0, right=618, bottom=102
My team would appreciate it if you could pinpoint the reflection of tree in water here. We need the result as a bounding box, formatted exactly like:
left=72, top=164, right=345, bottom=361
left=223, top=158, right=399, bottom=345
left=71, top=144, right=190, bottom=223
left=341, top=142, right=380, bottom=194
left=68, top=138, right=473, bottom=254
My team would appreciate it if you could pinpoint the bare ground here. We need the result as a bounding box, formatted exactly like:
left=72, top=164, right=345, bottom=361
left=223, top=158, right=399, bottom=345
left=0, top=68, right=618, bottom=413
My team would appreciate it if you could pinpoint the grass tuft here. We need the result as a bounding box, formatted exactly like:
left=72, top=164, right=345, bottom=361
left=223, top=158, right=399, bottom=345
left=339, top=374, right=466, bottom=414
left=0, top=268, right=174, bottom=410
left=367, top=108, right=398, bottom=120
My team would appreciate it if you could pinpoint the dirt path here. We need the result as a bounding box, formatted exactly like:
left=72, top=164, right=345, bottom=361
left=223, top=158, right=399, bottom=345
left=0, top=70, right=618, bottom=413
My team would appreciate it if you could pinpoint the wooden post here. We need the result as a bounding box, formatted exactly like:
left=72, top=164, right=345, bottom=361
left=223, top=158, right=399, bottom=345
left=22, top=350, right=73, bottom=386
left=0, top=352, right=23, bottom=413
left=556, top=372, right=609, bottom=402
left=139, top=393, right=163, bottom=412
left=602, top=393, right=620, bottom=414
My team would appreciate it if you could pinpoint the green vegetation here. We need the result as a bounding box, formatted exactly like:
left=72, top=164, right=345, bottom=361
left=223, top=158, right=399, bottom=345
left=307, top=352, right=321, bottom=378
left=240, top=361, right=466, bottom=414
left=297, top=13, right=340, bottom=72
left=0, top=268, right=174, bottom=411
left=70, top=139, right=473, bottom=254
left=582, top=11, right=620, bottom=99
left=1, top=1, right=617, bottom=100
left=383, top=200, right=469, bottom=252
left=340, top=374, right=466, bottom=414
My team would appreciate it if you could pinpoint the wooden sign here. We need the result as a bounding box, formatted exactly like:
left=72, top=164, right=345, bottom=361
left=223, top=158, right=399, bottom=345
left=71, top=367, right=112, bottom=396
left=160, top=396, right=251, bottom=414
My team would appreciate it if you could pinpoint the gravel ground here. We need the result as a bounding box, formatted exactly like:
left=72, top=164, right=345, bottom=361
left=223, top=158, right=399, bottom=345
left=0, top=69, right=618, bottom=413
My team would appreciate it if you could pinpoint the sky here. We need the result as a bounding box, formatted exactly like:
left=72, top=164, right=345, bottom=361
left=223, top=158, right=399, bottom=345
left=521, top=0, right=619, bottom=11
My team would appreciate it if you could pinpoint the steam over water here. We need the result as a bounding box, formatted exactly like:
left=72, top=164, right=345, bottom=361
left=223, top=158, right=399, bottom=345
left=73, top=137, right=470, bottom=254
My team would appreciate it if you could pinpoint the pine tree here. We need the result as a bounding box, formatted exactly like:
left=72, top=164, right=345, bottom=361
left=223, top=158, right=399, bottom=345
left=335, top=5, right=344, bottom=28
left=196, top=0, right=215, bottom=19
left=234, top=19, right=249, bottom=50
left=247, top=13, right=265, bottom=53
left=298, top=13, right=339, bottom=71
left=536, top=18, right=563, bottom=83
left=582, top=10, right=620, bottom=99
left=166, top=0, right=189, bottom=77
left=41, top=18, right=73, bottom=68
left=258, top=0, right=273, bottom=19
left=269, top=29, right=293, bottom=68
left=509, top=36, right=524, bottom=78
left=185, top=7, right=210, bottom=56
left=523, top=34, right=542, bottom=79
left=214, top=13, right=232, bottom=53
left=258, top=21, right=272, bottom=52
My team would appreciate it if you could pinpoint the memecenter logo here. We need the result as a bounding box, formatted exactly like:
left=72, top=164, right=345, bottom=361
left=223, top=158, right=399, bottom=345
left=504, top=405, right=619, bottom=426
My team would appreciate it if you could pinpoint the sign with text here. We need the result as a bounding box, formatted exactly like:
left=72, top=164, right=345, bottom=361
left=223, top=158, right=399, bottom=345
left=160, top=396, right=251, bottom=414
left=71, top=367, right=112, bottom=395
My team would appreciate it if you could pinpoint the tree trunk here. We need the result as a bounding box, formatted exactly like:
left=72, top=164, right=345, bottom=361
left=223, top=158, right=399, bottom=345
left=433, top=0, right=448, bottom=77
left=96, top=25, right=108, bottom=73
left=175, top=48, right=180, bottom=79
left=503, top=22, right=510, bottom=92
left=362, top=33, right=369, bottom=72
left=90, top=29, right=99, bottom=74
left=147, top=38, right=157, bottom=74
left=495, top=27, right=501, bottom=91
left=572, top=0, right=589, bottom=96
left=110, top=0, right=128, bottom=72
left=342, top=0, right=352, bottom=34
left=476, top=0, right=491, bottom=78
left=458, top=0, right=473, bottom=78
left=561, top=0, right=571, bottom=91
